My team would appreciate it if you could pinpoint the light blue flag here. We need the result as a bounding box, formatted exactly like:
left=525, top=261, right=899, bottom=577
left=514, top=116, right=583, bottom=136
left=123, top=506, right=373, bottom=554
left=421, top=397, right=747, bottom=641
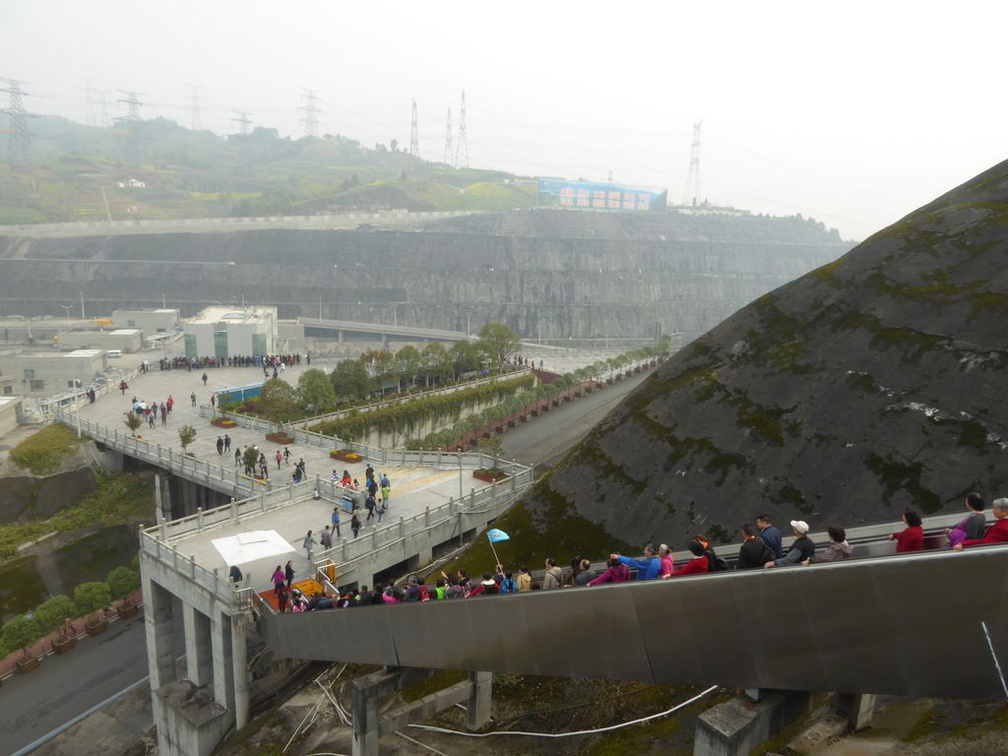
left=487, top=528, right=510, bottom=544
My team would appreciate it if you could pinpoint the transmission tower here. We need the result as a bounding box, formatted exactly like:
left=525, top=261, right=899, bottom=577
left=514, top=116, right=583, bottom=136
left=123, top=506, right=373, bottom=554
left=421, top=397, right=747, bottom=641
left=442, top=108, right=453, bottom=165
left=231, top=110, right=252, bottom=136
left=186, top=84, right=203, bottom=131
left=114, top=89, right=146, bottom=159
left=90, top=87, right=110, bottom=128
left=409, top=99, right=419, bottom=158
left=1, top=78, right=32, bottom=168
left=682, top=120, right=703, bottom=206
left=299, top=89, right=320, bottom=137
left=455, top=90, right=469, bottom=168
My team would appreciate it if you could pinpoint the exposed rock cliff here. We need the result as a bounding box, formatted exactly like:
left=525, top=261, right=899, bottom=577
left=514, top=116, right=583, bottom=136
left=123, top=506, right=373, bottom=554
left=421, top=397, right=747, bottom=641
left=526, top=161, right=1008, bottom=545
left=0, top=210, right=848, bottom=344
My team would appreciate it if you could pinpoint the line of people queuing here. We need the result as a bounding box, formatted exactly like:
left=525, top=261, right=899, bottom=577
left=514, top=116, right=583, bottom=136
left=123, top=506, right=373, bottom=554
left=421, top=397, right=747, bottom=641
left=263, top=494, right=1008, bottom=613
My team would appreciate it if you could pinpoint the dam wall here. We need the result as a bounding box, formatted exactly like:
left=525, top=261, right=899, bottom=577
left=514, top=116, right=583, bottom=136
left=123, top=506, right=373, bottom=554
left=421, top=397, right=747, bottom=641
left=0, top=210, right=850, bottom=345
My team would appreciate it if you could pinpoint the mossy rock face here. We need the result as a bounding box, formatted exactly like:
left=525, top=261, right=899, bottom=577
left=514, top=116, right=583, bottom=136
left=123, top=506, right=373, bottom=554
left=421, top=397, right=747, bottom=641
left=520, top=159, right=1008, bottom=548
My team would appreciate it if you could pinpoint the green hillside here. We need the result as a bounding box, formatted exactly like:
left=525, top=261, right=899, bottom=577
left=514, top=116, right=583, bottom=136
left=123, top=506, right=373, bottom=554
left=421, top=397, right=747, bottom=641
left=0, top=116, right=539, bottom=223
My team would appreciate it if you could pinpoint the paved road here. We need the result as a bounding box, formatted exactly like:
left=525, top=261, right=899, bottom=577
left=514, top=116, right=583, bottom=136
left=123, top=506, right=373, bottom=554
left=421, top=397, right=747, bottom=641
left=0, top=613, right=149, bottom=755
left=5, top=360, right=652, bottom=754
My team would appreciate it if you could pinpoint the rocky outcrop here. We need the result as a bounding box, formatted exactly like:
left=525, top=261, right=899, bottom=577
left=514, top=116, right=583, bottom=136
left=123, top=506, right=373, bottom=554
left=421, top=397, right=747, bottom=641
left=0, top=441, right=99, bottom=523
left=0, top=210, right=848, bottom=345
left=527, top=160, right=1008, bottom=546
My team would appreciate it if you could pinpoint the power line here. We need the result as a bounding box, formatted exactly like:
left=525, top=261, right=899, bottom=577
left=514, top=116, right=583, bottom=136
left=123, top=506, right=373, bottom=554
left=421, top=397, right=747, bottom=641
left=1, top=78, right=32, bottom=168
left=409, top=98, right=419, bottom=158
left=186, top=84, right=203, bottom=131
left=443, top=107, right=453, bottom=166
left=114, top=89, right=147, bottom=159
left=299, top=89, right=319, bottom=138
left=455, top=90, right=469, bottom=168
left=682, top=120, right=702, bottom=206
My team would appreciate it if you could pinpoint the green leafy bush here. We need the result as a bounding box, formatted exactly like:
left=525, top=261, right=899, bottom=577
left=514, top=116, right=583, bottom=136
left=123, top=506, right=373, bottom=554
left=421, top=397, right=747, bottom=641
left=73, top=581, right=111, bottom=617
left=35, top=594, right=75, bottom=633
left=1, top=614, right=42, bottom=654
left=10, top=424, right=84, bottom=474
left=106, top=566, right=140, bottom=600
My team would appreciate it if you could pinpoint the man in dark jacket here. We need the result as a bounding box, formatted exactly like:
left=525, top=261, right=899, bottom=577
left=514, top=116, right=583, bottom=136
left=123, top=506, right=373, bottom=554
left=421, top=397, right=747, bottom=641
left=764, top=520, right=816, bottom=568
left=737, top=523, right=774, bottom=569
left=756, top=515, right=784, bottom=559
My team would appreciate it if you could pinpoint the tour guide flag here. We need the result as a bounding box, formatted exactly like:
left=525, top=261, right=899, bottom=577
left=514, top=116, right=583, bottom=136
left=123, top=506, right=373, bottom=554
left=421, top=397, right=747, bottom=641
left=487, top=528, right=510, bottom=544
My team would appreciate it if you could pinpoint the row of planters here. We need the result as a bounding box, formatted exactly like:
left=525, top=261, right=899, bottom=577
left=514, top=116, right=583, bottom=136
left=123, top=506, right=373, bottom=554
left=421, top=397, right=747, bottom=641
left=311, top=373, right=537, bottom=442
left=0, top=566, right=140, bottom=675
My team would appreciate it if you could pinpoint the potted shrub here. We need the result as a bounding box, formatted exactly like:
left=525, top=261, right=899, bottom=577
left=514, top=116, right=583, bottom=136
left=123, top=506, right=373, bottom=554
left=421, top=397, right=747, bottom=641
left=2, top=614, right=42, bottom=673
left=107, top=566, right=141, bottom=619
left=74, top=581, right=112, bottom=636
left=36, top=594, right=77, bottom=654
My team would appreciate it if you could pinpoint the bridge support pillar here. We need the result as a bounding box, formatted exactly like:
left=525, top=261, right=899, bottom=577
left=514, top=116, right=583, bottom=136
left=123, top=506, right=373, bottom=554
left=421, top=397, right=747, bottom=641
left=182, top=603, right=213, bottom=687
left=833, top=692, right=875, bottom=731
left=694, top=689, right=813, bottom=756
left=466, top=670, right=493, bottom=731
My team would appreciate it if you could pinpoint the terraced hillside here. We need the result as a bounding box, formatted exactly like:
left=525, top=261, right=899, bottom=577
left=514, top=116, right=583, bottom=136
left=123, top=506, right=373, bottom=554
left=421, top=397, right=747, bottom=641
left=522, top=160, right=1008, bottom=547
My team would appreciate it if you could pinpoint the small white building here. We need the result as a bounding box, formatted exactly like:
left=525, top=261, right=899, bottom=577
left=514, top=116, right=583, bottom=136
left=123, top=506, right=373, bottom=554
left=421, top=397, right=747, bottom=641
left=0, top=348, right=108, bottom=398
left=184, top=307, right=277, bottom=360
left=0, top=396, right=21, bottom=436
left=112, top=308, right=180, bottom=335
left=58, top=328, right=144, bottom=353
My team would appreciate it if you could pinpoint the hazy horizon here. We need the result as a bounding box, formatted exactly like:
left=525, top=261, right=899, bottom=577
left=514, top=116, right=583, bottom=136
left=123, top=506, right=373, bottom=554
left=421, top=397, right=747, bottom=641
left=1, top=0, right=1006, bottom=240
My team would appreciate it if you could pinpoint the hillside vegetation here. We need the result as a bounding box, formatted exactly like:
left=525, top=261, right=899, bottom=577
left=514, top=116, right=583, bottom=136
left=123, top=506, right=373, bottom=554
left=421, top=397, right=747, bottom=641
left=0, top=115, right=537, bottom=224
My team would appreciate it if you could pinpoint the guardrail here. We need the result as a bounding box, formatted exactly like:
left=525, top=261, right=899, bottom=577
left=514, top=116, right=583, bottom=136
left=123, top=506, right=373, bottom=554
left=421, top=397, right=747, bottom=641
left=54, top=407, right=268, bottom=499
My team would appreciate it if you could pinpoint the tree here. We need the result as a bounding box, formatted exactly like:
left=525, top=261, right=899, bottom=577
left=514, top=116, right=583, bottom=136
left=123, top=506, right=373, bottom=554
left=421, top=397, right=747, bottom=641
left=34, top=594, right=75, bottom=634
left=395, top=345, right=422, bottom=390
left=124, top=411, right=142, bottom=437
left=422, top=342, right=451, bottom=386
left=73, top=581, right=111, bottom=620
left=1, top=614, right=42, bottom=658
left=242, top=445, right=261, bottom=474
left=257, top=377, right=300, bottom=423
left=178, top=424, right=197, bottom=454
left=298, top=369, right=336, bottom=413
left=106, top=566, right=140, bottom=601
left=477, top=323, right=521, bottom=369
left=330, top=358, right=373, bottom=401
left=449, top=341, right=481, bottom=379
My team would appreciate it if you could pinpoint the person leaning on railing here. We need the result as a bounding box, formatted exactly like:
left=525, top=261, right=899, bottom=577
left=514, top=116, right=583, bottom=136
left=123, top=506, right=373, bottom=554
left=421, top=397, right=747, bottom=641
left=955, top=498, right=1008, bottom=550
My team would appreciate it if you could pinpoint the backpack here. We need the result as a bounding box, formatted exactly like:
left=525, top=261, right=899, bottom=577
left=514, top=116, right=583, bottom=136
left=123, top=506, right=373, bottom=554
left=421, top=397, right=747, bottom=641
left=500, top=578, right=516, bottom=594
left=705, top=549, right=728, bottom=572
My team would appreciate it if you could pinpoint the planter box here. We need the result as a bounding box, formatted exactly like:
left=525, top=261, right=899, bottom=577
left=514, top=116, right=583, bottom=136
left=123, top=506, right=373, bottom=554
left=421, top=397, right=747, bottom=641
left=16, top=656, right=40, bottom=674
left=473, top=469, right=508, bottom=483
left=266, top=432, right=295, bottom=445
left=330, top=450, right=362, bottom=463
left=86, top=619, right=108, bottom=637
left=211, top=417, right=237, bottom=429
left=52, top=636, right=77, bottom=654
left=117, top=603, right=139, bottom=619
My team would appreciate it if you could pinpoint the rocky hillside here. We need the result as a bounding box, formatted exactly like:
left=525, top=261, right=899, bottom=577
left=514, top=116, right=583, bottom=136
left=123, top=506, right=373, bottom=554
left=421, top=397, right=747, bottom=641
left=526, top=160, right=1008, bottom=546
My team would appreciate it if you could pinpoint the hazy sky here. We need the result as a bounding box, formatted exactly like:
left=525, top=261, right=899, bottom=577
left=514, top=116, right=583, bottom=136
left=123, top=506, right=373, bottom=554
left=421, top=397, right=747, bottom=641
left=2, top=0, right=1005, bottom=239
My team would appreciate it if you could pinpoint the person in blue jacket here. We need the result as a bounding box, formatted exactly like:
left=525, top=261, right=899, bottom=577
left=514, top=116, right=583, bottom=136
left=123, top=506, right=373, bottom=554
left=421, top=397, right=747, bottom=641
left=610, top=543, right=661, bottom=580
left=756, top=514, right=784, bottom=559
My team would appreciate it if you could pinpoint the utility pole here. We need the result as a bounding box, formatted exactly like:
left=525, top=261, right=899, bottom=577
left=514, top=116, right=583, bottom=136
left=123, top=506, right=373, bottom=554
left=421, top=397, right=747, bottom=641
left=231, top=110, right=252, bottom=136
left=682, top=120, right=703, bottom=206
left=186, top=84, right=203, bottom=131
left=409, top=99, right=419, bottom=158
left=114, top=89, right=146, bottom=160
left=455, top=90, right=469, bottom=169
left=1, top=78, right=32, bottom=169
left=299, top=89, right=320, bottom=137
left=442, top=107, right=453, bottom=166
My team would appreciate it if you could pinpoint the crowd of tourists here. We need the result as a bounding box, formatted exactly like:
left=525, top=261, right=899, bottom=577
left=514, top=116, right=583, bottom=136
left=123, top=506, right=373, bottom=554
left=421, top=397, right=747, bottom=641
left=127, top=393, right=176, bottom=429
left=260, top=492, right=1008, bottom=613
left=156, top=354, right=307, bottom=372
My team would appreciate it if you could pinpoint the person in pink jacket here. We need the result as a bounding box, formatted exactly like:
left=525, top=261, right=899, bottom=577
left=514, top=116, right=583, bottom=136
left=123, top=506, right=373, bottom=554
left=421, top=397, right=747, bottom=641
left=587, top=557, right=630, bottom=586
left=658, top=544, right=675, bottom=579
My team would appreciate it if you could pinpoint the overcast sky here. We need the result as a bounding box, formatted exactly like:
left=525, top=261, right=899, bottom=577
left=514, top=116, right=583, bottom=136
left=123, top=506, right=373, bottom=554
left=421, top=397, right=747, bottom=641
left=2, top=0, right=1005, bottom=239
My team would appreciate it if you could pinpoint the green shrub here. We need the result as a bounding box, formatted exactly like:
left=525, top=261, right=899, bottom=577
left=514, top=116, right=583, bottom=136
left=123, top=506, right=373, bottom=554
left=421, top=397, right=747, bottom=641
left=1, top=614, right=42, bottom=654
left=106, top=566, right=140, bottom=600
left=35, top=594, right=75, bottom=633
left=10, top=424, right=84, bottom=474
left=73, top=581, right=111, bottom=616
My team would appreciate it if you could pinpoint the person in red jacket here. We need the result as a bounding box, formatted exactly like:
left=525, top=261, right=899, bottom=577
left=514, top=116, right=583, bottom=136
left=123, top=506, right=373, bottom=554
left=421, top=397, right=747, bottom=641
left=888, top=508, right=924, bottom=552
left=955, top=498, right=1008, bottom=550
left=668, top=542, right=710, bottom=577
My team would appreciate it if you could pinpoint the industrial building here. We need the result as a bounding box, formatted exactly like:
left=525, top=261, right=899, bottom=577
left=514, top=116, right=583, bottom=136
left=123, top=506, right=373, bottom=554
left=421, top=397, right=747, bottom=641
left=0, top=348, right=108, bottom=397
left=57, top=328, right=144, bottom=353
left=183, top=307, right=277, bottom=360
left=112, top=308, right=180, bottom=335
